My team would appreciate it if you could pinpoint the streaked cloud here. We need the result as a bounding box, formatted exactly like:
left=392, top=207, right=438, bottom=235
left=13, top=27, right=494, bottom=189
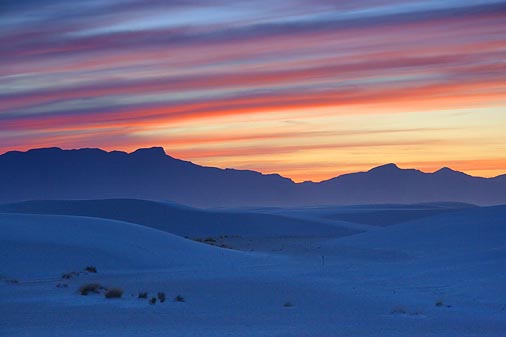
left=1, top=0, right=505, bottom=181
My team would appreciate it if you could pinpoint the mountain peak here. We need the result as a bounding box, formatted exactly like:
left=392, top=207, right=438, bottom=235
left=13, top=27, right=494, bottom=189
left=434, top=166, right=468, bottom=177
left=435, top=167, right=455, bottom=173
left=27, top=147, right=63, bottom=154
left=368, top=163, right=400, bottom=173
left=130, top=147, right=167, bottom=157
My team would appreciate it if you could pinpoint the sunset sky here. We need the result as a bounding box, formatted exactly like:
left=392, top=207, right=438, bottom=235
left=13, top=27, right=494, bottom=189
left=1, top=0, right=505, bottom=182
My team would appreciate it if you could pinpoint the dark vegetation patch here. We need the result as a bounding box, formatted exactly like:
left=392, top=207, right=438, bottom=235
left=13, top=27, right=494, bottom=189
left=435, top=300, right=451, bottom=308
left=62, top=271, right=81, bottom=279
left=4, top=279, right=19, bottom=284
left=390, top=306, right=424, bottom=316
left=62, top=266, right=98, bottom=280
left=105, top=288, right=123, bottom=299
left=79, top=283, right=103, bottom=295
left=192, top=235, right=237, bottom=249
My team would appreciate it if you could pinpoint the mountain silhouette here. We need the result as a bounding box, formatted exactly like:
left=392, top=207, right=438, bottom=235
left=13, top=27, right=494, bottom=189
left=0, top=147, right=505, bottom=207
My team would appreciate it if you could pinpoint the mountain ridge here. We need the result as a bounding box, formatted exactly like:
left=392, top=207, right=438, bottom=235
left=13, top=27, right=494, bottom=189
left=3, top=146, right=500, bottom=181
left=1, top=146, right=505, bottom=207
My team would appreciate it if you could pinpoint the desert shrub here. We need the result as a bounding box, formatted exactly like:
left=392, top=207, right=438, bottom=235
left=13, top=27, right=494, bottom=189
left=85, top=266, right=97, bottom=273
left=174, top=295, right=185, bottom=302
left=79, top=283, right=102, bottom=295
left=283, top=301, right=294, bottom=308
left=138, top=292, right=148, bottom=299
left=203, top=237, right=217, bottom=243
left=62, top=271, right=79, bottom=279
left=157, top=292, right=166, bottom=303
left=391, top=306, right=407, bottom=314
left=150, top=297, right=157, bottom=305
left=435, top=300, right=451, bottom=308
left=105, top=288, right=123, bottom=299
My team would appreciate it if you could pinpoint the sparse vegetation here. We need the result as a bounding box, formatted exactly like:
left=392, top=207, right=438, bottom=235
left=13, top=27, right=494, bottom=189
left=62, top=271, right=80, bottom=279
left=435, top=300, right=451, bottom=308
left=192, top=236, right=236, bottom=249
left=79, top=283, right=102, bottom=295
left=138, top=292, right=148, bottom=299
left=157, top=292, right=166, bottom=303
left=105, top=288, right=123, bottom=299
left=391, top=306, right=407, bottom=314
left=56, top=283, right=68, bottom=288
left=194, top=237, right=217, bottom=244
left=4, top=279, right=19, bottom=284
left=63, top=266, right=97, bottom=279
left=150, top=297, right=157, bottom=305
left=390, top=306, right=424, bottom=316
left=174, top=295, right=185, bottom=302
left=283, top=301, right=294, bottom=307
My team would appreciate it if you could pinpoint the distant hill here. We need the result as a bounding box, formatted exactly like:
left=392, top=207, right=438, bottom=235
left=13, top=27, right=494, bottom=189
left=0, top=147, right=505, bottom=207
left=0, top=199, right=357, bottom=238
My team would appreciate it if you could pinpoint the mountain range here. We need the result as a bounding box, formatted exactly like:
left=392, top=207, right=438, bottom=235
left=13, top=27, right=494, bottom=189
left=1, top=147, right=505, bottom=207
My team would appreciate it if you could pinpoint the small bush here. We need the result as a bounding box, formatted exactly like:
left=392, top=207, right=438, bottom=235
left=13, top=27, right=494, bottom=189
left=85, top=266, right=97, bottom=273
left=62, top=271, right=79, bottom=279
left=174, top=295, right=185, bottom=302
left=79, top=283, right=102, bottom=295
left=150, top=297, right=157, bottom=305
left=203, top=237, right=217, bottom=243
left=157, top=292, right=166, bottom=303
left=105, top=288, right=123, bottom=299
left=56, top=283, right=68, bottom=288
left=391, top=306, right=407, bottom=314
left=435, top=300, right=451, bottom=308
left=138, top=292, right=148, bottom=299
left=283, top=301, right=294, bottom=308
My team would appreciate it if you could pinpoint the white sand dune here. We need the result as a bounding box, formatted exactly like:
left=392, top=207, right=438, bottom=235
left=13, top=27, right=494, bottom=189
left=322, top=205, right=506, bottom=264
left=319, top=205, right=506, bottom=305
left=0, top=199, right=359, bottom=238
left=1, top=204, right=505, bottom=337
left=0, top=213, right=258, bottom=278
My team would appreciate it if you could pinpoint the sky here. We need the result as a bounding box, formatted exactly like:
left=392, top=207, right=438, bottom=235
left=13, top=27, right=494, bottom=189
left=1, top=0, right=505, bottom=182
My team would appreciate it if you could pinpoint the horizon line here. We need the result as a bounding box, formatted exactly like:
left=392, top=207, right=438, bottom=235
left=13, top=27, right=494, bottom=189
left=2, top=145, right=505, bottom=183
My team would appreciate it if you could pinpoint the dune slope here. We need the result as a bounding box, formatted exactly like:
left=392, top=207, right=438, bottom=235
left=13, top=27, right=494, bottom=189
left=0, top=213, right=254, bottom=277
left=0, top=199, right=358, bottom=238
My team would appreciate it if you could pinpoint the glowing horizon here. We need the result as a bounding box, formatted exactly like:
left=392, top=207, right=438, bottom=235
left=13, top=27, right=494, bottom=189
left=1, top=0, right=505, bottom=182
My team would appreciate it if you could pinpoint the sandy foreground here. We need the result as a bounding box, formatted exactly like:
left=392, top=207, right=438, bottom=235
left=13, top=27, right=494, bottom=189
left=1, top=203, right=505, bottom=337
